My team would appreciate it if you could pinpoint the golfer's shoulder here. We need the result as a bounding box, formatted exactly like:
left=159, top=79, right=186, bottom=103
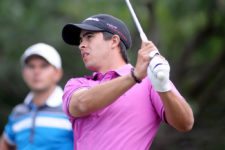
left=64, top=76, right=93, bottom=92
left=65, top=76, right=88, bottom=85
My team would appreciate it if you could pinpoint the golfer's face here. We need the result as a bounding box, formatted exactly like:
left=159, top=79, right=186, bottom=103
left=22, top=56, right=59, bottom=92
left=79, top=31, right=111, bottom=72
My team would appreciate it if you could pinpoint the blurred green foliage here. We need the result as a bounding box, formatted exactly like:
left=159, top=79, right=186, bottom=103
left=0, top=0, right=224, bottom=149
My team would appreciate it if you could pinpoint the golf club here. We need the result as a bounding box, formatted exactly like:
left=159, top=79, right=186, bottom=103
left=125, top=0, right=165, bottom=80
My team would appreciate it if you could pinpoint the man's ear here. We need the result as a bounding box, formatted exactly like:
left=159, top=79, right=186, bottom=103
left=54, top=68, right=63, bottom=83
left=111, top=35, right=120, bottom=49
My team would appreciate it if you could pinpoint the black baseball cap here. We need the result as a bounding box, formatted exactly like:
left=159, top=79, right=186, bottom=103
left=62, top=14, right=132, bottom=49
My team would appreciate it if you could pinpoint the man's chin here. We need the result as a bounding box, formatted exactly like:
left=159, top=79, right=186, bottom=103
left=85, top=65, right=96, bottom=72
left=30, top=86, right=48, bottom=92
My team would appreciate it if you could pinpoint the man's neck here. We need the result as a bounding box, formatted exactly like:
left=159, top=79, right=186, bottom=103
left=32, top=86, right=56, bottom=106
left=98, top=56, right=127, bottom=74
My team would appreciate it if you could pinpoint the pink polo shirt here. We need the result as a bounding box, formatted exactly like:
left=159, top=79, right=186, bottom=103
left=63, top=64, right=174, bottom=150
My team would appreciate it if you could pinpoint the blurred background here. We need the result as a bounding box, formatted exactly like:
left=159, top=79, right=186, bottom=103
left=0, top=0, right=224, bottom=149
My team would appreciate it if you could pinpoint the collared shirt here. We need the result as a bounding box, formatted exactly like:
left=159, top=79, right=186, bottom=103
left=63, top=64, right=173, bottom=150
left=3, top=86, right=74, bottom=150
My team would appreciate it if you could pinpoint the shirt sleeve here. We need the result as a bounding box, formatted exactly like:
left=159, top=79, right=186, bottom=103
left=62, top=77, right=90, bottom=120
left=150, top=86, right=165, bottom=122
left=3, top=114, right=16, bottom=145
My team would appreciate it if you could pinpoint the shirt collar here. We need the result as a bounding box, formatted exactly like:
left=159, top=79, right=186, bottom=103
left=88, top=64, right=133, bottom=80
left=24, top=86, right=63, bottom=107
left=114, top=64, right=133, bottom=76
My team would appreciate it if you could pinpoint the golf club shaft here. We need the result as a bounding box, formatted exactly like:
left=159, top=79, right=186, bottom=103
left=125, top=0, right=165, bottom=80
left=125, top=0, right=148, bottom=42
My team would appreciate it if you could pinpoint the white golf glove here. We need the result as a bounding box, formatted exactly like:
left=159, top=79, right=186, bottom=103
left=147, top=50, right=171, bottom=92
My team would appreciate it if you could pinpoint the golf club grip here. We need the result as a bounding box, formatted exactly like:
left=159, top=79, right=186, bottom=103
left=140, top=31, right=148, bottom=42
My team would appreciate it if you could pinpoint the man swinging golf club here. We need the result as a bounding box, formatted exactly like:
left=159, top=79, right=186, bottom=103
left=62, top=13, right=194, bottom=150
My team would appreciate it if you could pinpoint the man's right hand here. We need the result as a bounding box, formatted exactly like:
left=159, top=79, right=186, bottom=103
left=134, top=41, right=156, bottom=80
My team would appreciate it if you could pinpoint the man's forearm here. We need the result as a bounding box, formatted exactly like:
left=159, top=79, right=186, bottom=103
left=69, top=73, right=136, bottom=117
left=159, top=90, right=194, bottom=132
left=0, top=136, right=15, bottom=150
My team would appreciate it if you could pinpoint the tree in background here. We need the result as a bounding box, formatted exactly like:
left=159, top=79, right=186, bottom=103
left=0, top=0, right=224, bottom=149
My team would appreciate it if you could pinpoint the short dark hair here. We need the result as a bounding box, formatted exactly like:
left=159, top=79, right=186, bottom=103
left=102, top=32, right=129, bottom=63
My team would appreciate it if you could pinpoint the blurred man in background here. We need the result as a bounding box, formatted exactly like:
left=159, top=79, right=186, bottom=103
left=0, top=43, right=73, bottom=150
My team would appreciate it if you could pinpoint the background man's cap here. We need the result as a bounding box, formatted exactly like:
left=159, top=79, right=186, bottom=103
left=21, top=43, right=62, bottom=69
left=62, top=14, right=132, bottom=49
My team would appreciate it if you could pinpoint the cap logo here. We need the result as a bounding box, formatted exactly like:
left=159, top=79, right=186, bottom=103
left=107, top=23, right=117, bottom=30
left=85, top=17, right=99, bottom=22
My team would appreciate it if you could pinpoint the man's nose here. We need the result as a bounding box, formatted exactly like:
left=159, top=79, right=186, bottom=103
left=79, top=40, right=87, bottom=50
